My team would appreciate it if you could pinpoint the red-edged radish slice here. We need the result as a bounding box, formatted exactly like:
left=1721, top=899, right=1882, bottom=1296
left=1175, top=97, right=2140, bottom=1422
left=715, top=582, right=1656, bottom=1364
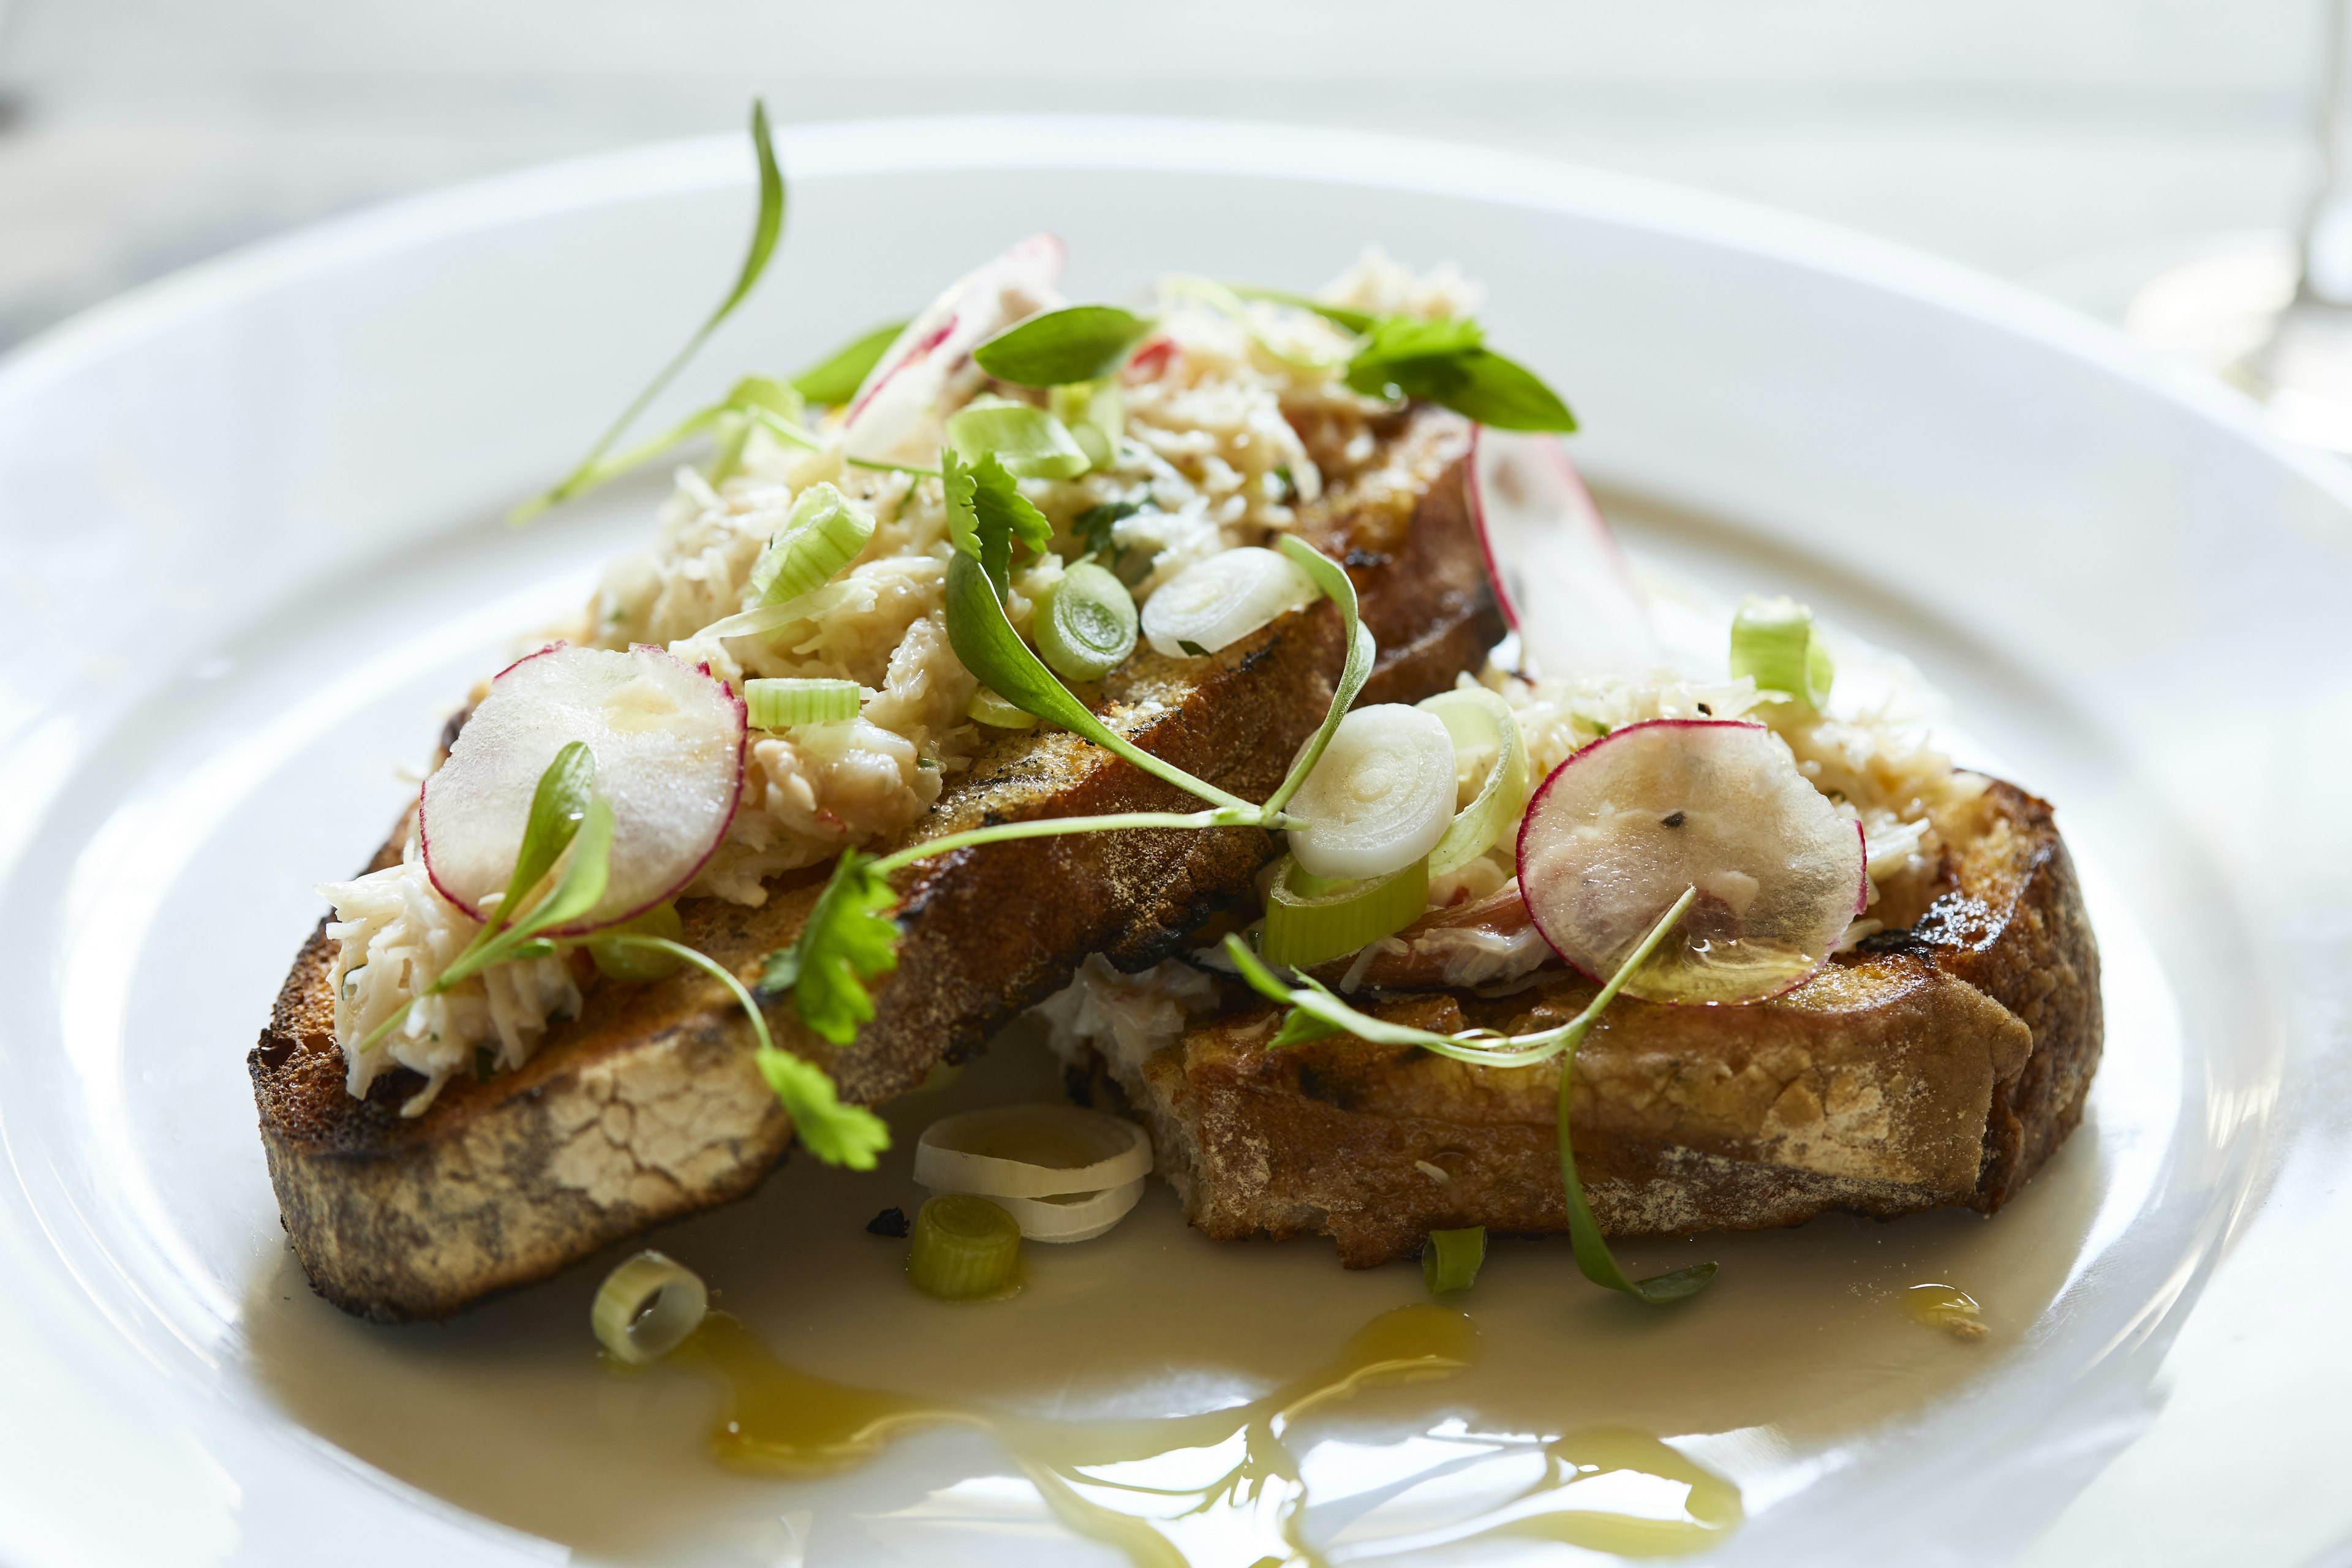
left=841, top=233, right=1067, bottom=463
left=1515, top=719, right=1866, bottom=1005
left=1468, top=428, right=1660, bottom=679
left=420, top=643, right=745, bottom=935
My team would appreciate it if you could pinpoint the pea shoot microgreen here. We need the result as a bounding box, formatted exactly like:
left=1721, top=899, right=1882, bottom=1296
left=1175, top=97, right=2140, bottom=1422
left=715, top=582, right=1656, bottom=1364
left=973, top=304, right=1158, bottom=386
left=1222, top=887, right=1717, bottom=1305
left=513, top=99, right=786, bottom=522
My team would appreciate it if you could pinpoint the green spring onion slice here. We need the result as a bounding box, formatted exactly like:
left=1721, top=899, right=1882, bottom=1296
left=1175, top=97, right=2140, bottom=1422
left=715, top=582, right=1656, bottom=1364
left=1418, top=687, right=1532, bottom=877
left=587, top=902, right=686, bottom=982
left=907, top=1194, right=1022, bottom=1300
left=944, top=398, right=1091, bottom=481
left=1422, top=1226, right=1487, bottom=1295
left=1260, top=853, right=1430, bottom=970
left=968, top=685, right=1041, bottom=729
left=592, top=1250, right=709, bottom=1364
left=745, top=677, right=861, bottom=729
left=1033, top=562, right=1139, bottom=682
left=1728, top=595, right=1834, bottom=715
left=1049, top=379, right=1125, bottom=469
left=747, top=482, right=876, bottom=606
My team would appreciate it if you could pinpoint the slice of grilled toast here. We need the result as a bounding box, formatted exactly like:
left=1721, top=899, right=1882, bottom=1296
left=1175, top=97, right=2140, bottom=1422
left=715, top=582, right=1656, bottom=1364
left=251, top=407, right=1500, bottom=1321
left=1096, top=777, right=2101, bottom=1265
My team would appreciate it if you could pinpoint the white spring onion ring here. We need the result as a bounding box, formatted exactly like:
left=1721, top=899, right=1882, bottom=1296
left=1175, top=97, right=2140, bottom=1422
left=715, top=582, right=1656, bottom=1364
left=1140, top=546, right=1319, bottom=658
left=987, top=1178, right=1148, bottom=1244
left=1283, top=703, right=1458, bottom=881
left=745, top=677, right=860, bottom=728
left=1516, top=718, right=1867, bottom=1005
left=1728, top=595, right=1834, bottom=714
left=419, top=644, right=744, bottom=935
left=590, top=1250, right=708, bottom=1365
left=1417, top=685, right=1532, bottom=876
left=916, top=1104, right=1153, bottom=1197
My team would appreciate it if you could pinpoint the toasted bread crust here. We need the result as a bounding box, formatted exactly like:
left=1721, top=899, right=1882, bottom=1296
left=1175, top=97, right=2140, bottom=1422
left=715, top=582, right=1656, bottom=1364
left=251, top=409, right=1498, bottom=1320
left=1117, top=778, right=2101, bottom=1267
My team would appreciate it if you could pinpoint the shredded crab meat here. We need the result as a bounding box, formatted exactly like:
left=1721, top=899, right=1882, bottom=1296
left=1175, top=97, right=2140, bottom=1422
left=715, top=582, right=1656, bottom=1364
left=320, top=834, right=580, bottom=1117
left=323, top=249, right=1478, bottom=1084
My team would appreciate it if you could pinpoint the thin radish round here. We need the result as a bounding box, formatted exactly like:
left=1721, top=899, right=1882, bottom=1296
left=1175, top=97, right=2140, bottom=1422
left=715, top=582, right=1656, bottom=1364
left=1515, top=719, right=1866, bottom=1005
left=914, top=1105, right=1153, bottom=1199
left=420, top=643, right=744, bottom=935
left=1284, top=703, right=1458, bottom=881
left=841, top=233, right=1066, bottom=464
left=1140, top=546, right=1318, bottom=658
left=1468, top=428, right=1660, bottom=678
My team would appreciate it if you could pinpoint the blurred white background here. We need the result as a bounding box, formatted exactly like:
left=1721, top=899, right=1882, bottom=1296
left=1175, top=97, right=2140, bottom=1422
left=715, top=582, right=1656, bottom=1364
left=0, top=0, right=2326, bottom=350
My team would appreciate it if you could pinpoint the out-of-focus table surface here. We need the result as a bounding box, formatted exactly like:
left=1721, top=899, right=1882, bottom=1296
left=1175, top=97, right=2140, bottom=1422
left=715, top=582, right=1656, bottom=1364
left=0, top=0, right=2326, bottom=349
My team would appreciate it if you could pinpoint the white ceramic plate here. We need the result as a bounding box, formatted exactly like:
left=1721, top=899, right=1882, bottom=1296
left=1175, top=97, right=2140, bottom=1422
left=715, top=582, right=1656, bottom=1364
left=3, top=118, right=2350, bottom=1568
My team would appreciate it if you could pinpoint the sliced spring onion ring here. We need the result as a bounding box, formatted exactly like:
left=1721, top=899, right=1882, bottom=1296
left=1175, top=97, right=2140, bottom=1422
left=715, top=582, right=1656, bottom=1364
left=1260, top=853, right=1430, bottom=970
left=1418, top=686, right=1531, bottom=877
left=987, top=1177, right=1147, bottom=1243
left=1140, top=546, right=1319, bottom=658
left=747, top=482, right=876, bottom=606
left=1284, top=703, right=1459, bottom=880
left=914, top=1104, right=1153, bottom=1198
left=1728, top=595, right=1834, bottom=714
left=1034, top=562, right=1139, bottom=682
left=587, top=902, right=686, bottom=982
left=944, top=397, right=1091, bottom=481
left=1049, top=378, right=1125, bottom=469
left=1422, top=1226, right=1487, bottom=1295
left=907, top=1194, right=1022, bottom=1300
left=591, top=1250, right=709, bottom=1364
left=745, top=677, right=861, bottom=729
left=968, top=685, right=1041, bottom=729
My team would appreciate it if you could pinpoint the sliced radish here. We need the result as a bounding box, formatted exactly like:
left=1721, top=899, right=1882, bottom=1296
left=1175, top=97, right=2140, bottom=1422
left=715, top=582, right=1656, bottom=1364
left=1515, top=720, right=1866, bottom=1005
left=841, top=233, right=1067, bottom=464
left=1468, top=428, right=1660, bottom=679
left=420, top=643, right=745, bottom=935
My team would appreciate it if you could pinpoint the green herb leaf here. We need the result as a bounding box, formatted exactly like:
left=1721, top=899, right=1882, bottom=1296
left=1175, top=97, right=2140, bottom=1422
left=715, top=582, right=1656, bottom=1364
left=507, top=797, right=616, bottom=938
left=973, top=305, right=1157, bottom=386
left=790, top=320, right=907, bottom=407
left=758, top=851, right=903, bottom=1046
left=599, top=930, right=892, bottom=1169
left=491, top=740, right=595, bottom=933
left=513, top=98, right=787, bottom=522
left=1261, top=536, right=1374, bottom=813
left=945, top=398, right=1091, bottom=481
left=1070, top=499, right=1142, bottom=562
left=756, top=1046, right=893, bottom=1169
left=942, top=448, right=1054, bottom=594
left=1344, top=315, right=1575, bottom=434
left=1223, top=284, right=1377, bottom=335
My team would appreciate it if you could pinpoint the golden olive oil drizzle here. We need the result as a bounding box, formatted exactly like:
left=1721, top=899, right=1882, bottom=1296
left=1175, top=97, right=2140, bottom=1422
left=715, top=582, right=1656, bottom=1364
left=679, top=1306, right=1741, bottom=1564
left=1902, top=1283, right=1989, bottom=1341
